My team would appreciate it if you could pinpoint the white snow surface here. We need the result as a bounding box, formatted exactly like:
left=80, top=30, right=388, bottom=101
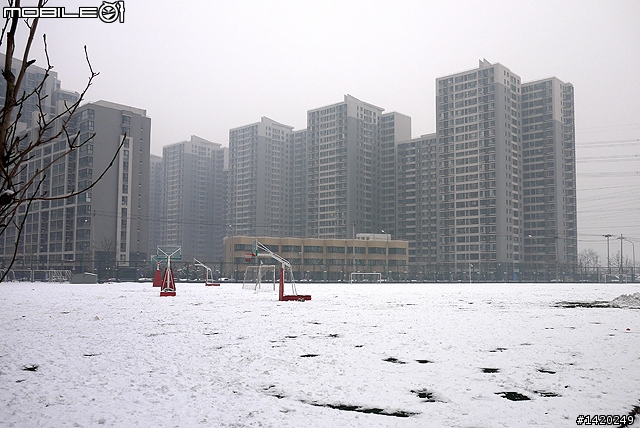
left=1, top=281, right=639, bottom=428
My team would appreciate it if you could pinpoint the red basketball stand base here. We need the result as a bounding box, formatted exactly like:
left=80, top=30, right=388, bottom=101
left=152, top=264, right=162, bottom=287
left=277, top=267, right=311, bottom=302
left=205, top=282, right=220, bottom=287
left=160, top=267, right=176, bottom=297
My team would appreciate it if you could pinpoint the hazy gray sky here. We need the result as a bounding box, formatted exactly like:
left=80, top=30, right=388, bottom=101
left=18, top=0, right=640, bottom=261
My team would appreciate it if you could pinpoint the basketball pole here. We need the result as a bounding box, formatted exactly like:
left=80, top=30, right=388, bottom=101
left=279, top=265, right=285, bottom=301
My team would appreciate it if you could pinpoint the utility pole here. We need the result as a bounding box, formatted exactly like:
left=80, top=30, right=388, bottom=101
left=603, top=234, right=613, bottom=275
left=617, top=234, right=624, bottom=276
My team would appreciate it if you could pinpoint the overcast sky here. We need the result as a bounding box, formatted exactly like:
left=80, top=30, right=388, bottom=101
left=17, top=0, right=640, bottom=262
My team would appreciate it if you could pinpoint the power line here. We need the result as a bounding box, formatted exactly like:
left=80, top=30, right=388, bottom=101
left=576, top=138, right=640, bottom=146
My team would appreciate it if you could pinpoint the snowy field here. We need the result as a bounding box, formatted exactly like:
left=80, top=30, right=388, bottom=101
left=1, top=281, right=639, bottom=428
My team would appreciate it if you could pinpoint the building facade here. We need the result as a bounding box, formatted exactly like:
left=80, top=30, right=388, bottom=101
left=0, top=54, right=78, bottom=130
left=0, top=100, right=151, bottom=279
left=306, top=94, right=381, bottom=239
left=291, top=129, right=308, bottom=237
left=394, top=134, right=439, bottom=271
left=377, top=112, right=412, bottom=238
left=434, top=60, right=523, bottom=279
left=228, top=117, right=295, bottom=237
left=148, top=154, right=164, bottom=259
left=211, top=145, right=229, bottom=262
left=162, top=136, right=227, bottom=263
left=521, top=78, right=577, bottom=279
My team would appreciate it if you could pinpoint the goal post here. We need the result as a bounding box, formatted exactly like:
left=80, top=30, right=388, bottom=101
left=243, top=264, right=277, bottom=291
left=349, top=272, right=382, bottom=284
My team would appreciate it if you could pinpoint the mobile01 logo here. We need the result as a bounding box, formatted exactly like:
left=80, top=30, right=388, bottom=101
left=3, top=1, right=125, bottom=23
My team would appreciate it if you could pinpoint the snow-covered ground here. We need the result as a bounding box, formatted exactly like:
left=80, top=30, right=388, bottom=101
left=1, top=281, right=639, bottom=427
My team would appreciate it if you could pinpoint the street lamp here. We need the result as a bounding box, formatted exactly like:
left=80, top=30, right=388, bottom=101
left=469, top=263, right=473, bottom=283
left=624, top=237, right=635, bottom=282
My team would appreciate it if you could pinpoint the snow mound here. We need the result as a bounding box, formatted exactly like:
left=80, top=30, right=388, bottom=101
left=611, top=292, right=640, bottom=309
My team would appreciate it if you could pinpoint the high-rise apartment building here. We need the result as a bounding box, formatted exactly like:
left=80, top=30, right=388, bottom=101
left=0, top=99, right=151, bottom=277
left=148, top=154, right=164, bottom=259
left=86, top=101, right=151, bottom=270
left=211, top=145, right=229, bottom=262
left=394, top=134, right=438, bottom=268
left=291, top=129, right=308, bottom=237
left=228, top=117, right=294, bottom=237
left=221, top=63, right=576, bottom=280
left=435, top=60, right=523, bottom=279
left=163, top=136, right=227, bottom=263
left=0, top=54, right=79, bottom=130
left=306, top=95, right=409, bottom=239
left=377, top=112, right=412, bottom=237
left=521, top=78, right=577, bottom=275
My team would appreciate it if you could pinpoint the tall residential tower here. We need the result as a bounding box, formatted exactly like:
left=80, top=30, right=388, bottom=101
left=163, top=136, right=227, bottom=262
left=521, top=78, right=577, bottom=276
left=228, top=117, right=294, bottom=237
left=435, top=60, right=523, bottom=278
left=306, top=95, right=410, bottom=239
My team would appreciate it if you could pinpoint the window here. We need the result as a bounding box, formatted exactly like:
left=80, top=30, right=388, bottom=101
left=79, top=144, right=93, bottom=156
left=389, top=248, right=406, bottom=254
left=304, top=246, right=323, bottom=253
left=122, top=115, right=131, bottom=125
left=80, top=109, right=95, bottom=120
left=79, top=121, right=94, bottom=132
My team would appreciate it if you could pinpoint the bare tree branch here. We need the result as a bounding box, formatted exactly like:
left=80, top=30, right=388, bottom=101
left=0, top=1, right=126, bottom=281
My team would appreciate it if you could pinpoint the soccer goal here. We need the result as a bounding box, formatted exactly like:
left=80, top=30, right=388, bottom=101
left=349, top=272, right=382, bottom=284
left=243, top=264, right=277, bottom=291
left=600, top=273, right=628, bottom=283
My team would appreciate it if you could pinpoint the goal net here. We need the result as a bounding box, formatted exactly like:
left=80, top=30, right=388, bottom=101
left=243, top=264, right=277, bottom=291
left=600, top=273, right=628, bottom=283
left=349, top=272, right=382, bottom=284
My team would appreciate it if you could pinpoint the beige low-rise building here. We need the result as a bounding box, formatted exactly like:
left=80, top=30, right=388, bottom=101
left=223, top=234, right=408, bottom=282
